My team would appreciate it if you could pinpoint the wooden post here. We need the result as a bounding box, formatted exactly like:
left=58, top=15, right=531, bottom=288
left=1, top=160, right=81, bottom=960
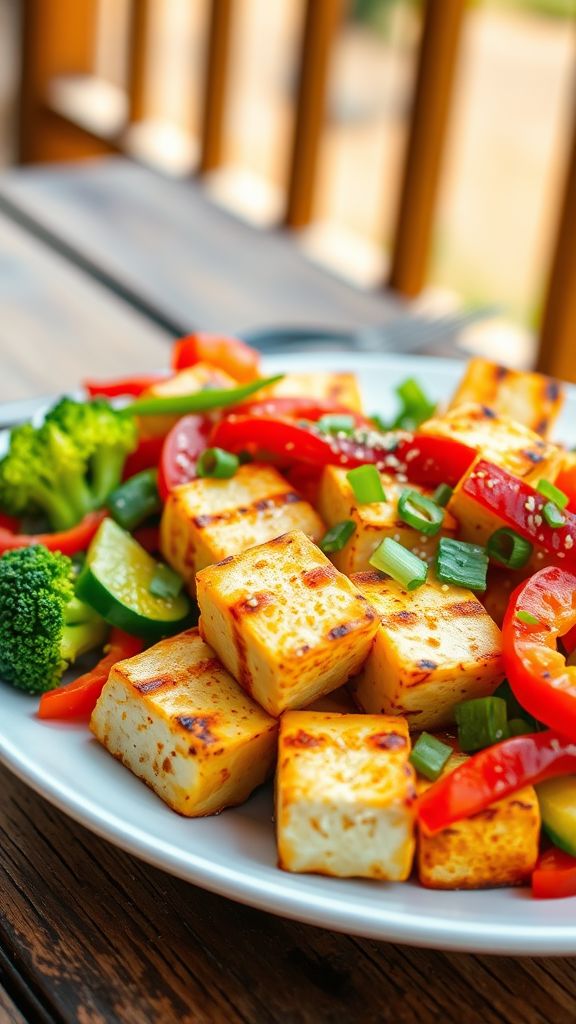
left=198, top=0, right=233, bottom=174
left=284, top=0, right=343, bottom=230
left=388, top=0, right=466, bottom=297
left=16, top=0, right=111, bottom=163
left=537, top=94, right=576, bottom=383
left=127, top=0, right=152, bottom=124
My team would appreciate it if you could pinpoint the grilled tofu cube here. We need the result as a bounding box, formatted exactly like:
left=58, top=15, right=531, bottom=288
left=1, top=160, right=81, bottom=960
left=261, top=372, right=363, bottom=412
left=417, top=752, right=540, bottom=889
left=419, top=402, right=561, bottom=484
left=350, top=571, right=503, bottom=731
left=160, top=464, right=325, bottom=592
left=196, top=530, right=379, bottom=716
left=276, top=711, right=416, bottom=879
left=317, top=466, right=458, bottom=575
left=90, top=628, right=277, bottom=817
left=139, top=362, right=238, bottom=436
left=448, top=358, right=564, bottom=437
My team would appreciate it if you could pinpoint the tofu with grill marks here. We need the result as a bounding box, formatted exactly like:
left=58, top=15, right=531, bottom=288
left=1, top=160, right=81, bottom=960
left=418, top=401, right=561, bottom=484
left=448, top=358, right=564, bottom=438
left=196, top=530, right=380, bottom=717
left=317, top=466, right=458, bottom=575
left=90, top=628, right=278, bottom=816
left=160, top=464, right=325, bottom=592
left=350, top=571, right=503, bottom=731
left=276, top=711, right=416, bottom=880
left=417, top=750, right=540, bottom=889
left=260, top=372, right=363, bottom=411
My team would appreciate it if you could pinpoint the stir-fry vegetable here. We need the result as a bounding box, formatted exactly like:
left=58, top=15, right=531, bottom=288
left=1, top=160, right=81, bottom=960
left=38, top=628, right=143, bottom=719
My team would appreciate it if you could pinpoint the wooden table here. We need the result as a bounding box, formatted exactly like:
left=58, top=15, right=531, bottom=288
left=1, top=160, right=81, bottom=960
left=0, top=158, right=573, bottom=1024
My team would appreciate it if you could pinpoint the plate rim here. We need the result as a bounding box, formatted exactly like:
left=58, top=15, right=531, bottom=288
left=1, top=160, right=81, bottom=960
left=2, top=351, right=576, bottom=955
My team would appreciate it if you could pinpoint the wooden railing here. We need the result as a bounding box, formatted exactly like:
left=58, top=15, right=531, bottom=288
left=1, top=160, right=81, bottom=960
left=15, top=0, right=576, bottom=380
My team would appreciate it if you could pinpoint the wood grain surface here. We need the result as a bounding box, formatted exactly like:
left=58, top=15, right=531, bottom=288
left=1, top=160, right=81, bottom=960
left=0, top=159, right=574, bottom=1024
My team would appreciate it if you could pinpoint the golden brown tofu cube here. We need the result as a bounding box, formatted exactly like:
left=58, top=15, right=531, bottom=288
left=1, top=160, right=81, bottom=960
left=90, top=628, right=278, bottom=816
left=196, top=530, right=379, bottom=717
left=139, top=363, right=238, bottom=436
left=350, top=571, right=503, bottom=731
left=317, top=466, right=458, bottom=575
left=448, top=358, right=564, bottom=437
left=261, top=372, right=363, bottom=412
left=417, top=753, right=540, bottom=889
left=419, top=402, right=561, bottom=484
left=276, top=712, right=416, bottom=880
left=160, top=464, right=325, bottom=592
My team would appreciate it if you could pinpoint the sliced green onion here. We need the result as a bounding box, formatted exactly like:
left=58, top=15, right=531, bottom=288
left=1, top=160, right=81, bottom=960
left=320, top=520, right=356, bottom=554
left=398, top=489, right=444, bottom=537
left=409, top=732, right=453, bottom=781
left=507, top=718, right=534, bottom=737
left=432, top=483, right=453, bottom=508
left=316, top=414, right=356, bottom=435
left=455, top=697, right=508, bottom=753
left=537, top=479, right=568, bottom=510
left=369, top=537, right=428, bottom=591
left=107, top=469, right=161, bottom=532
left=516, top=609, right=542, bottom=626
left=128, top=374, right=283, bottom=416
left=542, top=501, right=565, bottom=528
left=149, top=562, right=184, bottom=599
left=346, top=465, right=387, bottom=504
left=197, top=447, right=239, bottom=480
left=486, top=527, right=533, bottom=570
left=393, top=378, right=436, bottom=429
left=435, top=538, right=488, bottom=592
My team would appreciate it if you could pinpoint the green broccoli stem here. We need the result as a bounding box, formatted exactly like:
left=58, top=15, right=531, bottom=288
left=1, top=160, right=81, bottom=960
left=30, top=479, right=83, bottom=532
left=90, top=448, right=128, bottom=508
left=65, top=595, right=103, bottom=626
left=60, top=619, right=108, bottom=667
left=60, top=469, right=97, bottom=522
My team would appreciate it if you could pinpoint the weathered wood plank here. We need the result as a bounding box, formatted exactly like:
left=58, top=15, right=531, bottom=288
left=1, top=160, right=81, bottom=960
left=0, top=985, right=27, bottom=1024
left=0, top=764, right=572, bottom=1024
left=0, top=212, right=169, bottom=400
left=0, top=158, right=403, bottom=336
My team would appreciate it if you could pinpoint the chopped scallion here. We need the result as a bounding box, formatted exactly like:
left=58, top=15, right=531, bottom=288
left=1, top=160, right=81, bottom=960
left=432, top=483, right=453, bottom=508
left=347, top=465, right=387, bottom=504
left=435, top=538, right=488, bottom=592
left=369, top=537, right=428, bottom=591
left=316, top=414, right=355, bottom=435
left=537, top=479, right=568, bottom=510
left=486, top=527, right=533, bottom=570
left=393, top=378, right=436, bottom=429
left=516, top=609, right=542, bottom=626
left=542, top=501, right=565, bottom=528
left=320, top=520, right=356, bottom=554
left=455, top=697, right=508, bottom=753
left=398, top=489, right=444, bottom=537
left=409, top=732, right=453, bottom=781
left=197, top=447, right=239, bottom=479
left=149, top=562, right=184, bottom=600
left=107, top=469, right=161, bottom=533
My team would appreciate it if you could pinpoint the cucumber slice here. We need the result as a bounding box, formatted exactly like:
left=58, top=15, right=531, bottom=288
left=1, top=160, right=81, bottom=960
left=536, top=776, right=576, bottom=857
left=76, top=518, right=194, bottom=640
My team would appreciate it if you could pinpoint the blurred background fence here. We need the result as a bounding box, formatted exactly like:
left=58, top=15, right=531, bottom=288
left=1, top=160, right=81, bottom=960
left=0, top=0, right=574, bottom=376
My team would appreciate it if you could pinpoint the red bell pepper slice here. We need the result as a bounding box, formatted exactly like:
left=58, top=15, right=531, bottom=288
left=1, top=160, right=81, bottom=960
left=132, top=524, right=160, bottom=554
left=417, top=729, right=576, bottom=835
left=532, top=847, right=576, bottom=899
left=210, top=415, right=475, bottom=485
left=554, top=461, right=576, bottom=515
left=0, top=509, right=107, bottom=557
left=38, top=628, right=143, bottom=720
left=462, top=459, right=576, bottom=570
left=157, top=414, right=211, bottom=501
left=172, top=333, right=261, bottom=383
left=232, top=396, right=372, bottom=427
left=502, top=567, right=576, bottom=737
left=84, top=374, right=165, bottom=397
left=123, top=433, right=166, bottom=479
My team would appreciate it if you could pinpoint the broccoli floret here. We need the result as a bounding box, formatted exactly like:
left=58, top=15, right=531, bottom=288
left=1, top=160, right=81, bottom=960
left=0, top=421, right=95, bottom=530
left=46, top=397, right=137, bottom=507
left=0, top=545, right=107, bottom=694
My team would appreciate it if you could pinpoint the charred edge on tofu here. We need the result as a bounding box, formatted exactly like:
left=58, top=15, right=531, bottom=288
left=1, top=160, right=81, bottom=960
left=446, top=600, right=484, bottom=617
left=327, top=609, right=375, bottom=641
left=174, top=714, right=218, bottom=744
left=192, top=492, right=302, bottom=530
left=232, top=591, right=275, bottom=615
left=131, top=657, right=221, bottom=695
left=301, top=566, right=337, bottom=588
left=352, top=570, right=385, bottom=585
left=284, top=729, right=324, bottom=748
left=368, top=732, right=407, bottom=750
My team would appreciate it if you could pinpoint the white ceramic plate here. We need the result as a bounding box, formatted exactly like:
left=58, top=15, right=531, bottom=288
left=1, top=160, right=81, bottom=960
left=2, top=352, right=576, bottom=956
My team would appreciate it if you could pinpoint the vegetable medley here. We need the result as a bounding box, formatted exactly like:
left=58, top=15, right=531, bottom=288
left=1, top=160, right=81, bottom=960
left=2, top=333, right=576, bottom=900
